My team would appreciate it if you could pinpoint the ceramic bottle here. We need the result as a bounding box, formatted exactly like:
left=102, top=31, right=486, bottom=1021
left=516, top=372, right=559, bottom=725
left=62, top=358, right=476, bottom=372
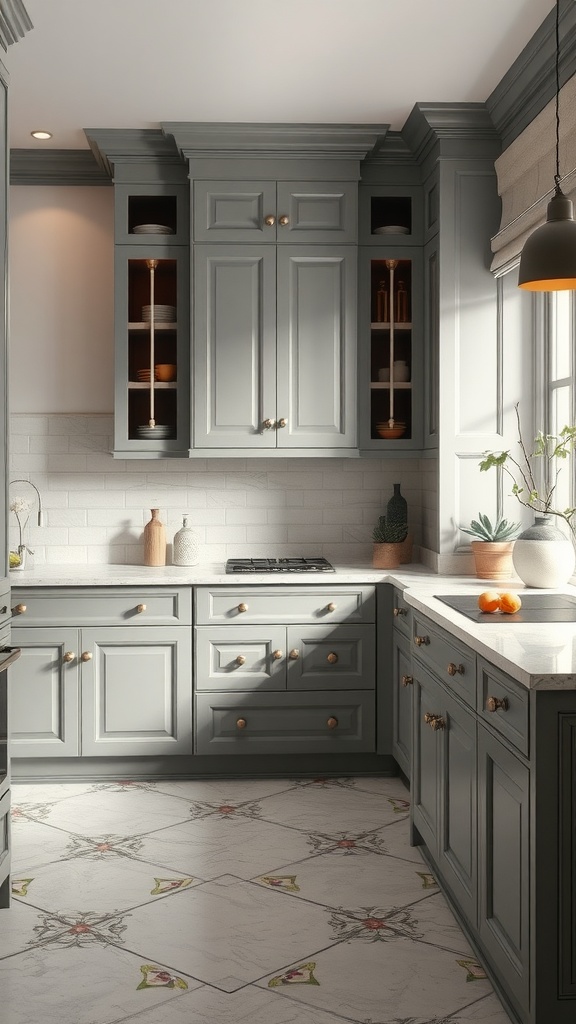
left=143, top=508, right=166, bottom=566
left=172, top=515, right=200, bottom=566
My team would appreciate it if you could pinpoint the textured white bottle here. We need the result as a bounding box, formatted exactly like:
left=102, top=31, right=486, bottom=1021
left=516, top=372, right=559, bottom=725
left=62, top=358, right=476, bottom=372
left=172, top=516, right=200, bottom=566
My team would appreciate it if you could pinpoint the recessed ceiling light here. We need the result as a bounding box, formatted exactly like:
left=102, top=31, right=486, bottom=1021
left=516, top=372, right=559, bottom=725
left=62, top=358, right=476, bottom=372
left=30, top=130, right=52, bottom=140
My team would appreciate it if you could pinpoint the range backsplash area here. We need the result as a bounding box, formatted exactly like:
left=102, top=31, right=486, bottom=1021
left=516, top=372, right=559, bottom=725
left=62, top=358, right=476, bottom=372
left=9, top=414, right=434, bottom=566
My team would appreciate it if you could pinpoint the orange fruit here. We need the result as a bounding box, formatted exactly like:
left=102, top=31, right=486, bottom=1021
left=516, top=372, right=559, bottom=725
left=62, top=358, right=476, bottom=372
left=478, top=590, right=502, bottom=613
left=499, top=591, right=522, bottom=614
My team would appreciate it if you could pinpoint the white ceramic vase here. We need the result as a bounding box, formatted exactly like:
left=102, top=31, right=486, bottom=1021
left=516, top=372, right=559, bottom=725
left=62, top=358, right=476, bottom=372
left=512, top=515, right=575, bottom=588
left=173, top=516, right=200, bottom=566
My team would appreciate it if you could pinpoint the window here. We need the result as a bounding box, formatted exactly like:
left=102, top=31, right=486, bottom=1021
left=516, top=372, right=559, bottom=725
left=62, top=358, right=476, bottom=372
left=539, top=291, right=576, bottom=523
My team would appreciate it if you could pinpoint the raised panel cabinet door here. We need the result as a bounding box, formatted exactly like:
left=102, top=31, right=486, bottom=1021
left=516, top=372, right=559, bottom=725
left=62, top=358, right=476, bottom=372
left=411, top=663, right=442, bottom=854
left=286, top=624, right=374, bottom=691
left=478, top=725, right=530, bottom=1017
left=276, top=246, right=357, bottom=449
left=194, top=245, right=277, bottom=448
left=392, top=631, right=412, bottom=778
left=193, top=181, right=277, bottom=241
left=276, top=181, right=357, bottom=243
left=0, top=790, right=10, bottom=909
left=80, top=627, right=192, bottom=757
left=438, top=687, right=477, bottom=927
left=195, top=625, right=287, bottom=692
left=9, top=627, right=80, bottom=757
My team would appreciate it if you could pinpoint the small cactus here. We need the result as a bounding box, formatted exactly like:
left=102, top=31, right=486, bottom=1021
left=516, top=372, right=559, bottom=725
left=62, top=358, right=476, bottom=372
left=373, top=515, right=408, bottom=544
left=461, top=513, right=520, bottom=542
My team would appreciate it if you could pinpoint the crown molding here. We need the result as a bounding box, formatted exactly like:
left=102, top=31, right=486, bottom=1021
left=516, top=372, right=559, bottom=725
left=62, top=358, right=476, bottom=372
left=402, top=103, right=501, bottom=169
left=84, top=129, right=184, bottom=179
left=162, top=122, right=388, bottom=161
left=0, top=0, right=32, bottom=51
left=10, top=149, right=110, bottom=185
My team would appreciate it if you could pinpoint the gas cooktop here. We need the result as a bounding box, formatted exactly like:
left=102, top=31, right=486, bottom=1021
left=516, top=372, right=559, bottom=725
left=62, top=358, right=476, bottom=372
left=225, top=557, right=335, bottom=574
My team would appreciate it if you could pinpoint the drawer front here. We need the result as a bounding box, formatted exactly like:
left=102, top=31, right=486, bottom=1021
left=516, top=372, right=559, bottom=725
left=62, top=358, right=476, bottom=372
left=195, top=690, right=375, bottom=755
left=0, top=582, right=10, bottom=630
left=477, top=658, right=529, bottom=756
left=286, top=624, right=375, bottom=691
left=195, top=625, right=287, bottom=692
left=392, top=586, right=412, bottom=639
left=195, top=585, right=375, bottom=625
left=11, top=587, right=192, bottom=627
left=412, top=614, right=476, bottom=707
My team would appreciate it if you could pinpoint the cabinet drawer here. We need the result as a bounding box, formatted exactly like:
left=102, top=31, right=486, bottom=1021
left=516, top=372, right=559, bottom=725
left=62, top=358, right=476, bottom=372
left=0, top=582, right=10, bottom=630
left=412, top=613, right=476, bottom=707
left=391, top=587, right=412, bottom=639
left=477, top=658, right=529, bottom=756
left=195, top=691, right=375, bottom=755
left=195, top=625, right=287, bottom=692
left=286, top=624, right=374, bottom=691
left=11, top=587, right=192, bottom=627
left=195, top=586, right=375, bottom=624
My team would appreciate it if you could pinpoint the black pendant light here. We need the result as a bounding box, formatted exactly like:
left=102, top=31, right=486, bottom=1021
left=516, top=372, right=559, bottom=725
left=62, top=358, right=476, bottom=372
left=518, top=0, right=576, bottom=290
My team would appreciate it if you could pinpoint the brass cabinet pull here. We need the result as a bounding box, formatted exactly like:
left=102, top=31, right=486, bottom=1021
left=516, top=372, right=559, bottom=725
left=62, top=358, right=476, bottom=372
left=272, top=649, right=283, bottom=660
left=424, top=712, right=446, bottom=731
left=237, top=603, right=248, bottom=613
left=81, top=651, right=93, bottom=662
left=63, top=651, right=75, bottom=663
left=401, top=674, right=413, bottom=687
left=264, top=214, right=276, bottom=226
left=414, top=635, right=430, bottom=647
left=236, top=717, right=247, bottom=729
left=263, top=418, right=276, bottom=429
left=447, top=662, right=464, bottom=676
left=136, top=603, right=146, bottom=613
left=289, top=648, right=300, bottom=660
left=326, top=602, right=337, bottom=613
left=277, top=417, right=287, bottom=428
left=235, top=655, right=246, bottom=666
left=327, top=716, right=338, bottom=729
left=14, top=603, right=26, bottom=615
left=278, top=215, right=289, bottom=226
left=327, top=652, right=339, bottom=664
left=486, top=695, right=509, bottom=713
left=393, top=606, right=407, bottom=617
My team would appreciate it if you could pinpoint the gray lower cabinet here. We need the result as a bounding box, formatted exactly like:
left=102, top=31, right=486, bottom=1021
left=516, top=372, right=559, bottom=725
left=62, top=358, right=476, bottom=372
left=9, top=587, right=193, bottom=758
left=193, top=243, right=357, bottom=450
left=391, top=587, right=413, bottom=777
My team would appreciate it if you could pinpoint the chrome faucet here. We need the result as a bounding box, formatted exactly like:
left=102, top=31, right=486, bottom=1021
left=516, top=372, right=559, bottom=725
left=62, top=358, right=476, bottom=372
left=9, top=479, right=44, bottom=526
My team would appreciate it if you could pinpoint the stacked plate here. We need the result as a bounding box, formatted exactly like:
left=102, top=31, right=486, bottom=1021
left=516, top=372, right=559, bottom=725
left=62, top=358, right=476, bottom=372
left=373, top=225, right=410, bottom=235
left=132, top=224, right=174, bottom=235
left=136, top=368, right=156, bottom=382
left=136, top=424, right=173, bottom=439
left=142, top=304, right=176, bottom=322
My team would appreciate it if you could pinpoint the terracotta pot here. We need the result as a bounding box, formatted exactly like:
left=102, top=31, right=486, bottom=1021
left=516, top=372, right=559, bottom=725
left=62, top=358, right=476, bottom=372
left=372, top=542, right=402, bottom=569
left=470, top=540, right=515, bottom=581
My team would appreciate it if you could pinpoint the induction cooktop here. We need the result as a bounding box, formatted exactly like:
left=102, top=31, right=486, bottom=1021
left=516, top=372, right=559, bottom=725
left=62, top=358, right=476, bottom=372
left=436, top=592, right=576, bottom=623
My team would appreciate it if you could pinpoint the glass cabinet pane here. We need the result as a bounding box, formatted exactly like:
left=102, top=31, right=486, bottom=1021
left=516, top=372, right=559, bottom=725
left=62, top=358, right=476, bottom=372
left=369, top=256, right=413, bottom=441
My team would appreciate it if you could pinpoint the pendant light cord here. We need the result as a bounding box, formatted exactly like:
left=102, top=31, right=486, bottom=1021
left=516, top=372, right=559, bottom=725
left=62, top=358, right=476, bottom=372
left=555, top=0, right=561, bottom=190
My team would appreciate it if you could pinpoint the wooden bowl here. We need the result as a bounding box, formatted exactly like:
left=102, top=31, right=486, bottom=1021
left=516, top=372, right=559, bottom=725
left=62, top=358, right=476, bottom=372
left=154, top=363, right=177, bottom=382
left=376, top=422, right=406, bottom=439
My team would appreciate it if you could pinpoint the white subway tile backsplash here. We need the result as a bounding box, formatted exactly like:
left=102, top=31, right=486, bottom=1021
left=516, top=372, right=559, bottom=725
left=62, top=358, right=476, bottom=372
left=10, top=415, right=426, bottom=566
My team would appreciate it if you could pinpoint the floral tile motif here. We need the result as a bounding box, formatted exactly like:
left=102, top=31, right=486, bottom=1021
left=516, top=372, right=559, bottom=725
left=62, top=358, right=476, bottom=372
left=388, top=795, right=411, bottom=814
left=329, top=904, right=422, bottom=943
left=11, top=878, right=34, bottom=897
left=457, top=959, right=488, bottom=982
left=187, top=798, right=263, bottom=821
left=268, top=961, right=320, bottom=987
left=150, top=877, right=195, bottom=895
left=292, top=777, right=355, bottom=788
left=417, top=871, right=438, bottom=889
left=259, top=874, right=300, bottom=892
left=307, top=830, right=389, bottom=855
left=137, top=963, right=189, bottom=989
left=11, top=802, right=52, bottom=823
left=11, top=817, right=81, bottom=872
left=65, top=833, right=145, bottom=860
left=29, top=910, right=128, bottom=948
left=31, top=787, right=195, bottom=837
left=89, top=780, right=159, bottom=794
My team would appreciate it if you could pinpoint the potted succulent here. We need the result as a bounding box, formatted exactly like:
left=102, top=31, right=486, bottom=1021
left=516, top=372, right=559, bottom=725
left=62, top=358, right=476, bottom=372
left=372, top=515, right=408, bottom=569
left=461, top=513, right=521, bottom=580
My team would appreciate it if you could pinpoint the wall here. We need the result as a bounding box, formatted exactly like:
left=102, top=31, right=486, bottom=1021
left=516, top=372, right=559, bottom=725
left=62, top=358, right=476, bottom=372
left=8, top=186, right=424, bottom=565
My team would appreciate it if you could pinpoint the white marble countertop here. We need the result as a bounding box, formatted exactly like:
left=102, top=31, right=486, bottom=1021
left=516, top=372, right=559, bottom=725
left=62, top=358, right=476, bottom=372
left=9, top=562, right=576, bottom=689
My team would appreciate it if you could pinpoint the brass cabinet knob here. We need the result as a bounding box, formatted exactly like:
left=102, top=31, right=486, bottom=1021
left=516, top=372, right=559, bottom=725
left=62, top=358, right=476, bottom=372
left=289, top=648, right=300, bottom=660
left=14, top=603, right=26, bottom=614
left=447, top=662, right=464, bottom=676
left=327, top=652, right=339, bottom=664
left=272, top=649, right=283, bottom=660
left=236, top=717, right=247, bottom=729
left=278, top=215, right=289, bottom=226
left=277, top=417, right=287, bottom=428
left=414, top=635, right=430, bottom=647
left=486, top=695, right=509, bottom=713
left=63, top=651, right=75, bottom=663
left=326, top=602, right=337, bottom=613
left=401, top=674, right=413, bottom=687
left=81, top=651, right=93, bottom=662
left=327, top=716, right=338, bottom=729
left=393, top=606, right=407, bottom=617
left=264, top=214, right=276, bottom=226
left=263, top=418, right=276, bottom=429
left=424, top=712, right=445, bottom=731
left=235, top=655, right=246, bottom=666
left=237, top=603, right=248, bottom=613
left=136, top=603, right=146, bottom=613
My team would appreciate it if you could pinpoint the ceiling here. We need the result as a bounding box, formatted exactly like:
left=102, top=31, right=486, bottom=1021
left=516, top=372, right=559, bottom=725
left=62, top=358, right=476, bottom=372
left=2, top=0, right=556, bottom=151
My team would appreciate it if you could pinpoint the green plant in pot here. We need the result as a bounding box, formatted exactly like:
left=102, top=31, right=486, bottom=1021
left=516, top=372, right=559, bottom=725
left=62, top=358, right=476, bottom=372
left=461, top=513, right=521, bottom=581
left=372, top=515, right=408, bottom=569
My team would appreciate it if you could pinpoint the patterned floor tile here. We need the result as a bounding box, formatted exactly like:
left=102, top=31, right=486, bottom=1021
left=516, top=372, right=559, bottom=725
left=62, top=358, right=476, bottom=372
left=11, top=781, right=97, bottom=803
left=120, top=874, right=336, bottom=990
left=255, top=784, right=404, bottom=833
left=0, top=899, right=48, bottom=958
left=11, top=818, right=78, bottom=871
left=28, top=787, right=196, bottom=837
left=0, top=943, right=201, bottom=1024
left=152, top=777, right=298, bottom=803
left=452, top=992, right=515, bottom=1022
left=409, top=891, right=477, bottom=955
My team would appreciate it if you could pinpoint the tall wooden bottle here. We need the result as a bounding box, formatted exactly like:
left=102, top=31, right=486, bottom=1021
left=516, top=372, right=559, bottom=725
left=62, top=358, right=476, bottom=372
left=143, top=508, right=166, bottom=566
